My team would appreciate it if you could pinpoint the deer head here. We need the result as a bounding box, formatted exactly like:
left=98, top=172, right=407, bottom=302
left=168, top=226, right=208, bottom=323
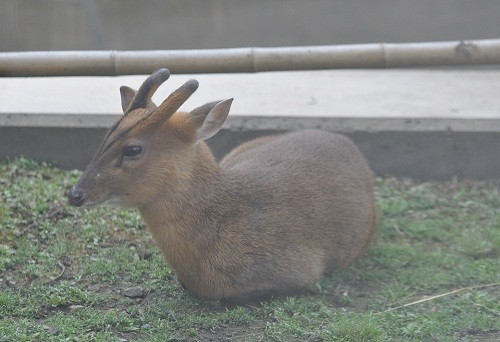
left=68, top=68, right=233, bottom=209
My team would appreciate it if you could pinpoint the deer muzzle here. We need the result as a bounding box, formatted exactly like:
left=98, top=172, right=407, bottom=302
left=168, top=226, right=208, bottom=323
left=68, top=187, right=86, bottom=207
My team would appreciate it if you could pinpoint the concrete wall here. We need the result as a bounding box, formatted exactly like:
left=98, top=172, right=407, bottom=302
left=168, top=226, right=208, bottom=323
left=1, top=126, right=498, bottom=180
left=1, top=69, right=499, bottom=180
left=2, top=0, right=500, bottom=51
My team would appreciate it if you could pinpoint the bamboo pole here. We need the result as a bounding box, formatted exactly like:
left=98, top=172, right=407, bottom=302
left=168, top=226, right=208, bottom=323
left=1, top=39, right=500, bottom=77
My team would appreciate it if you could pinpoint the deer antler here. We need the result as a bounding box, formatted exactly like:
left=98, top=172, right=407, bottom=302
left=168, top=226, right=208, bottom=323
left=126, top=68, right=171, bottom=113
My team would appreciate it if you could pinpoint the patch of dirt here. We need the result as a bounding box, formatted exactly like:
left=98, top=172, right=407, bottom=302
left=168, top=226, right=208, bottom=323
left=195, top=321, right=267, bottom=342
left=115, top=331, right=146, bottom=341
left=457, top=329, right=500, bottom=342
left=315, top=280, right=385, bottom=312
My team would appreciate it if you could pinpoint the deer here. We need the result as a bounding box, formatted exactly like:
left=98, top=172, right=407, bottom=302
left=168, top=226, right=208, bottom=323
left=68, top=68, right=377, bottom=304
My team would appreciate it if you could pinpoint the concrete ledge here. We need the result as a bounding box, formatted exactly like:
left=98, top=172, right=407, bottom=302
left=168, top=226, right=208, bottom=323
left=1, top=70, right=499, bottom=180
left=2, top=112, right=499, bottom=133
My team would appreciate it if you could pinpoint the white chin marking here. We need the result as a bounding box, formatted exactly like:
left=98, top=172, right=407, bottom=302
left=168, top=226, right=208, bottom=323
left=103, top=197, right=126, bottom=207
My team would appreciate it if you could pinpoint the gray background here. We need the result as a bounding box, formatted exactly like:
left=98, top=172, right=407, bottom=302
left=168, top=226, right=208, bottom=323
left=2, top=0, right=500, bottom=51
left=1, top=1, right=499, bottom=179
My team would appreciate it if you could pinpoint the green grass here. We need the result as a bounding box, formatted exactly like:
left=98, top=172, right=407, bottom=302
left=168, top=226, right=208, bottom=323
left=0, top=157, right=498, bottom=341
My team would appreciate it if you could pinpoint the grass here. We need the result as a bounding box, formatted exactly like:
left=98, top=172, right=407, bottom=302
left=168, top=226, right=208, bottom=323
left=0, top=157, right=498, bottom=341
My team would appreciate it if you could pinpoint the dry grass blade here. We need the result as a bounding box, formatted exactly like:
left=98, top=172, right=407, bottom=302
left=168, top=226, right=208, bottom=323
left=377, top=282, right=500, bottom=314
left=48, top=261, right=66, bottom=283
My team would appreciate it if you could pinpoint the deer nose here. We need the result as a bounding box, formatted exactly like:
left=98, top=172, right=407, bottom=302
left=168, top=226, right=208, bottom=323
left=68, top=187, right=85, bottom=207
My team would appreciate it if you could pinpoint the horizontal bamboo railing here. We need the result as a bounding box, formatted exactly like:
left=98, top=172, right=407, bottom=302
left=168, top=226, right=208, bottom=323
left=1, top=39, right=500, bottom=77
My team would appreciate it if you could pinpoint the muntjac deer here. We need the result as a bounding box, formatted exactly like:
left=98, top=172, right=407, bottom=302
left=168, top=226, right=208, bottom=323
left=68, top=69, right=377, bottom=304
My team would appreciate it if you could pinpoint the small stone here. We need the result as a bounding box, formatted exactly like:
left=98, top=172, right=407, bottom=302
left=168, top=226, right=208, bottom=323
left=87, top=284, right=100, bottom=292
left=138, top=251, right=153, bottom=260
left=69, top=305, right=84, bottom=313
left=122, top=286, right=144, bottom=298
left=42, top=325, right=58, bottom=335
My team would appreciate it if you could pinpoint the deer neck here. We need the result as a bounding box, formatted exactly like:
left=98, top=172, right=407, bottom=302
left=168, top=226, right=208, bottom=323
left=139, top=141, right=228, bottom=229
left=137, top=142, right=232, bottom=286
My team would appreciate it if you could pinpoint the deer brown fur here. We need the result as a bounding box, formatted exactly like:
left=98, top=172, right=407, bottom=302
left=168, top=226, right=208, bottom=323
left=68, top=69, right=377, bottom=304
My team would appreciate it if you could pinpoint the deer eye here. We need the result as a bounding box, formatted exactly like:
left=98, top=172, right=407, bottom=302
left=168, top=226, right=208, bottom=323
left=123, top=145, right=142, bottom=157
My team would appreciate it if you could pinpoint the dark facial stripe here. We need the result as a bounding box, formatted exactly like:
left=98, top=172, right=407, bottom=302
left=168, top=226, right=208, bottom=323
left=96, top=108, right=155, bottom=158
left=95, top=69, right=170, bottom=157
left=93, top=71, right=197, bottom=161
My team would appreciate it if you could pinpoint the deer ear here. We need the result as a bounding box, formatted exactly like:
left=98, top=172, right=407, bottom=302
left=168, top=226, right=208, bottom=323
left=121, top=85, right=160, bottom=113
left=120, top=86, right=137, bottom=113
left=192, top=99, right=233, bottom=143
